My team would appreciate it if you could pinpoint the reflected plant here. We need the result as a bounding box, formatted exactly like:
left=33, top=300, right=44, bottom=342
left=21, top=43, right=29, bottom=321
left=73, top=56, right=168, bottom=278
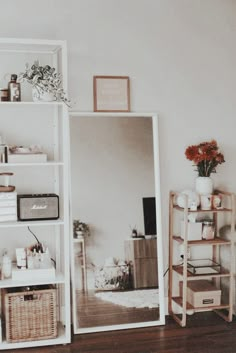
left=73, top=219, right=90, bottom=236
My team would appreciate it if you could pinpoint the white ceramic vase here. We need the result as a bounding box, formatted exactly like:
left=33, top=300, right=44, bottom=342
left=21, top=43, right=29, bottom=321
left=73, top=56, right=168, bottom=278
left=195, top=176, right=213, bottom=195
left=32, top=87, right=55, bottom=102
left=76, top=230, right=84, bottom=239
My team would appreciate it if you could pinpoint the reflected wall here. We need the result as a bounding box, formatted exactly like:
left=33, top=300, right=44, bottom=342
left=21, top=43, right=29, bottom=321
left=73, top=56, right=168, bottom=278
left=70, top=116, right=155, bottom=288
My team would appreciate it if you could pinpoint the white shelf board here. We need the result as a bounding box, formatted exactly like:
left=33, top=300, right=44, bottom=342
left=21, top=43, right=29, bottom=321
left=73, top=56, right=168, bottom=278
left=0, top=161, right=64, bottom=167
left=0, top=101, right=64, bottom=106
left=0, top=219, right=64, bottom=228
left=69, top=111, right=158, bottom=118
left=0, top=38, right=66, bottom=54
left=0, top=323, right=69, bottom=350
left=0, top=272, right=65, bottom=288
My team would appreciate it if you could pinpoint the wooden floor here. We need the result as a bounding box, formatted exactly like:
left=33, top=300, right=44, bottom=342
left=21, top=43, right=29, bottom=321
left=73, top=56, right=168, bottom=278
left=4, top=312, right=236, bottom=353
left=76, top=289, right=159, bottom=328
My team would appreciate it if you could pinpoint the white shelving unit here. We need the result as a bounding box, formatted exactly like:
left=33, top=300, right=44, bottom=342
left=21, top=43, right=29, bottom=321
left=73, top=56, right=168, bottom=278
left=0, top=38, right=70, bottom=349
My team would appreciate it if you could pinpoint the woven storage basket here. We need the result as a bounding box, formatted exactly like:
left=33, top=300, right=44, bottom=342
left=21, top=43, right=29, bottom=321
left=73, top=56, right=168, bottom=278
left=94, top=264, right=130, bottom=291
left=4, top=286, right=57, bottom=343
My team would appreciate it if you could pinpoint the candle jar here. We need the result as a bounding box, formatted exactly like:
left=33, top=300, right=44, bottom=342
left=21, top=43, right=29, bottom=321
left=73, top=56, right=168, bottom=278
left=0, top=89, right=9, bottom=101
left=202, top=221, right=215, bottom=240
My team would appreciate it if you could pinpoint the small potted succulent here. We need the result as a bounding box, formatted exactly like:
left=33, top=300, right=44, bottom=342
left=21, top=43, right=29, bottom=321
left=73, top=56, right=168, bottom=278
left=73, top=220, right=90, bottom=238
left=18, top=60, right=70, bottom=106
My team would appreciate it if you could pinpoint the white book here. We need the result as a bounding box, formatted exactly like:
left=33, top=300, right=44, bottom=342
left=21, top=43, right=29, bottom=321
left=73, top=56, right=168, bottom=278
left=12, top=266, right=56, bottom=281
left=0, top=214, right=17, bottom=222
left=0, top=207, right=17, bottom=215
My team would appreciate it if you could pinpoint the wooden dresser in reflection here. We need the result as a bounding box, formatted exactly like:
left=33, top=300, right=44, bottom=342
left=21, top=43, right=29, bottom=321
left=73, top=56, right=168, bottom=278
left=124, top=238, right=158, bottom=289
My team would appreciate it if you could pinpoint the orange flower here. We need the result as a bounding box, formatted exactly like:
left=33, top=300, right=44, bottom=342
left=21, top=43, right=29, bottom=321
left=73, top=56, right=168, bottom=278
left=185, top=140, right=225, bottom=177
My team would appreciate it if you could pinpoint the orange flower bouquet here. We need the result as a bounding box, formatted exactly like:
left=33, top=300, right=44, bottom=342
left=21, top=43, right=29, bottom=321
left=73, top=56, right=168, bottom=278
left=185, top=140, right=225, bottom=177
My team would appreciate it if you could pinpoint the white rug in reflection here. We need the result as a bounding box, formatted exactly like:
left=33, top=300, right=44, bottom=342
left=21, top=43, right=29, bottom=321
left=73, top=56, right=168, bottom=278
left=95, top=289, right=159, bottom=309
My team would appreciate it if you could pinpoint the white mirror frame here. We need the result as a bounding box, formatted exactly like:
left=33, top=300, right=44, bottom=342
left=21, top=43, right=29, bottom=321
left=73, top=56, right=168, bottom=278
left=69, top=111, right=165, bottom=333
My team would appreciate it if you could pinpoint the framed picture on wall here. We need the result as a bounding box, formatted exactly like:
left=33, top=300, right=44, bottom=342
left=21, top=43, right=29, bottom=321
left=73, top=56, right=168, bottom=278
left=93, top=76, right=130, bottom=112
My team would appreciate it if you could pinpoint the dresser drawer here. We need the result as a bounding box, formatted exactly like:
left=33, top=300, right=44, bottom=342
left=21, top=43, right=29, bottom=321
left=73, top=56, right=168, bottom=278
left=124, top=239, right=157, bottom=259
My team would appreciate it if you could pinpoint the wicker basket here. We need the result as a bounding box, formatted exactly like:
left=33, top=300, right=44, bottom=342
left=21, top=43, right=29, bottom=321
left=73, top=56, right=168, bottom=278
left=4, top=286, right=57, bottom=343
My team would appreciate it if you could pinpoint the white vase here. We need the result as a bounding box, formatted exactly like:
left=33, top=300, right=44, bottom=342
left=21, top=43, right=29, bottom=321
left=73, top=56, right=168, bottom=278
left=76, top=230, right=84, bottom=239
left=195, top=176, right=213, bottom=195
left=32, top=87, right=55, bottom=102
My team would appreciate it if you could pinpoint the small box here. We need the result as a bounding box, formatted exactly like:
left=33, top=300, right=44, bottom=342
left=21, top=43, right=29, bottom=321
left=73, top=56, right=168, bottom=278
left=180, top=280, right=221, bottom=308
left=8, top=153, right=47, bottom=163
left=11, top=266, right=56, bottom=281
left=181, top=221, right=202, bottom=241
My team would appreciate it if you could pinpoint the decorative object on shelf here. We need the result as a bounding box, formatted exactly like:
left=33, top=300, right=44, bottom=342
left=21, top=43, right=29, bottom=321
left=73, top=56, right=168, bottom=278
left=11, top=227, right=55, bottom=281
left=200, top=194, right=213, bottom=210
left=202, top=220, right=215, bottom=240
left=32, top=87, right=54, bottom=102
left=8, top=74, right=21, bottom=101
left=73, top=219, right=90, bottom=238
left=93, top=75, right=130, bottom=112
left=15, top=248, right=27, bottom=269
left=17, top=193, right=59, bottom=221
left=185, top=140, right=225, bottom=195
left=0, top=172, right=15, bottom=192
left=176, top=189, right=200, bottom=209
left=179, top=280, right=221, bottom=308
left=0, top=88, right=9, bottom=101
left=18, top=60, right=70, bottom=105
left=8, top=144, right=47, bottom=163
left=212, top=194, right=222, bottom=209
left=187, top=259, right=220, bottom=275
left=180, top=220, right=202, bottom=241
left=1, top=249, right=12, bottom=279
left=130, top=225, right=138, bottom=238
left=195, top=177, right=213, bottom=196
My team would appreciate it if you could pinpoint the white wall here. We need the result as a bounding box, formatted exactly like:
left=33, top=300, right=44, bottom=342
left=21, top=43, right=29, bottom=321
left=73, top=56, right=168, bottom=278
left=0, top=0, right=236, bottom=290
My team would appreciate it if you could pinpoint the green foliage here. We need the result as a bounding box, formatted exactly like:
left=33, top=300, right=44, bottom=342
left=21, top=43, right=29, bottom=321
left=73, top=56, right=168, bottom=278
left=19, top=60, right=70, bottom=106
left=73, top=219, right=90, bottom=236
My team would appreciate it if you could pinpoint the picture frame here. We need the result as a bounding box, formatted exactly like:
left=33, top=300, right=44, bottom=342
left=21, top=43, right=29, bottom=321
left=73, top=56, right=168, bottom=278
left=93, top=76, right=130, bottom=112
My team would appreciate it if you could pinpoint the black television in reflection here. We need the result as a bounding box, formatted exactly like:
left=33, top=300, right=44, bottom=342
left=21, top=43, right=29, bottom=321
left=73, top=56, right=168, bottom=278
left=142, top=197, right=156, bottom=235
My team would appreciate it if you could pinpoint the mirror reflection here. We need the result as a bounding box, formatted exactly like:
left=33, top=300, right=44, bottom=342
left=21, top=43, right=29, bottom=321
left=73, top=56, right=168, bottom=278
left=70, top=115, right=161, bottom=332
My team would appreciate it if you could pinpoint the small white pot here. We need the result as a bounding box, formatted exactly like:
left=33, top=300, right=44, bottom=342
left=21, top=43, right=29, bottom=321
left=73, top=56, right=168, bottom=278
left=76, top=230, right=84, bottom=238
left=32, top=87, right=55, bottom=102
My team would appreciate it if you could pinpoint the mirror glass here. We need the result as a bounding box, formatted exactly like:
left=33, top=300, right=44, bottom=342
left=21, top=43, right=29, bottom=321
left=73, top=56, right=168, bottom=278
left=69, top=114, right=165, bottom=333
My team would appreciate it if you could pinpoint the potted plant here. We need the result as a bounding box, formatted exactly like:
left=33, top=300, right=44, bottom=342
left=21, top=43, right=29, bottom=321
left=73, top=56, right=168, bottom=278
left=73, top=220, right=90, bottom=238
left=185, top=139, right=225, bottom=195
left=18, top=60, right=70, bottom=105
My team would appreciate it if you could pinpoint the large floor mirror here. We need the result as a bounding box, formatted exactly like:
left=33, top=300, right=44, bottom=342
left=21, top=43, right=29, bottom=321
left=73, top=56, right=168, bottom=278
left=69, top=112, right=165, bottom=333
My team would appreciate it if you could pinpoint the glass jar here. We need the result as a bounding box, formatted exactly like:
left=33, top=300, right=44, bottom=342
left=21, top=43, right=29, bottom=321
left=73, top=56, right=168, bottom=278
left=202, top=221, right=215, bottom=240
left=0, top=89, right=9, bottom=101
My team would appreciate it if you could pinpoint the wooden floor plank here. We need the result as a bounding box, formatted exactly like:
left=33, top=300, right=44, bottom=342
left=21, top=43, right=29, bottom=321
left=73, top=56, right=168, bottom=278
left=76, top=289, right=159, bottom=328
left=2, top=304, right=236, bottom=353
left=4, top=312, right=236, bottom=353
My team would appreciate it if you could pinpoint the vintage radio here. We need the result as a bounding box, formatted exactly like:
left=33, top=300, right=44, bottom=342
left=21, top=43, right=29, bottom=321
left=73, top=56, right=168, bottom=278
left=17, top=194, right=59, bottom=221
